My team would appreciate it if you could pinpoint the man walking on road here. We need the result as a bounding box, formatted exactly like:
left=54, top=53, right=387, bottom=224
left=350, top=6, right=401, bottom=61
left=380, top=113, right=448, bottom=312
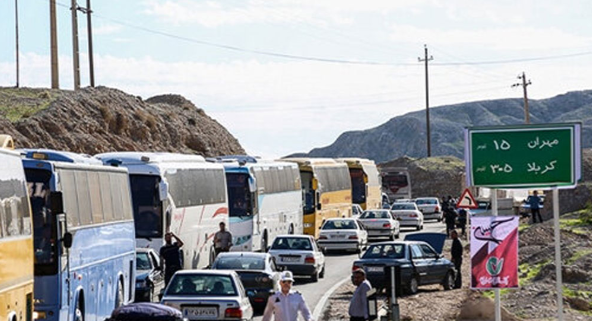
left=529, top=191, right=543, bottom=224
left=262, top=271, right=314, bottom=321
left=450, top=230, right=463, bottom=289
left=349, top=269, right=372, bottom=321
left=214, top=222, right=233, bottom=256
left=160, top=232, right=184, bottom=286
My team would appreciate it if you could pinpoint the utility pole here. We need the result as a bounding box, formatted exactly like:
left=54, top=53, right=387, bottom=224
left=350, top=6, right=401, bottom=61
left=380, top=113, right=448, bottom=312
left=512, top=72, right=532, bottom=124
left=71, top=0, right=81, bottom=90
left=79, top=0, right=95, bottom=87
left=50, top=0, right=59, bottom=89
left=15, top=0, right=20, bottom=88
left=418, top=44, right=434, bottom=157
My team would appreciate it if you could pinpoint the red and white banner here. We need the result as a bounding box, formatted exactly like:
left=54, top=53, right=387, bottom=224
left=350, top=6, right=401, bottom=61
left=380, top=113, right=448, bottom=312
left=470, top=216, right=519, bottom=289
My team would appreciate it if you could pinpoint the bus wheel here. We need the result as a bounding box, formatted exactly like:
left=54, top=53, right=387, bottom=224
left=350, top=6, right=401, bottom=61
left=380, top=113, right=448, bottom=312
left=115, top=280, right=124, bottom=308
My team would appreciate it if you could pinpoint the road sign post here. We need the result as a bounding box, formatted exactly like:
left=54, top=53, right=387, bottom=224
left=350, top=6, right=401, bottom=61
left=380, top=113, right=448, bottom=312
left=464, top=123, right=581, bottom=321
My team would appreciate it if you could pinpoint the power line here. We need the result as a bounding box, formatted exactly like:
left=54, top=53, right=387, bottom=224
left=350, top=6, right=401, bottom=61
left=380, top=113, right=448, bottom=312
left=50, top=0, right=592, bottom=68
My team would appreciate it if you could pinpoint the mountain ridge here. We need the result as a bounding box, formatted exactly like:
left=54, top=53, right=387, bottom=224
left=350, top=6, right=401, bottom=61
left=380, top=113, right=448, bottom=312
left=297, top=90, right=592, bottom=162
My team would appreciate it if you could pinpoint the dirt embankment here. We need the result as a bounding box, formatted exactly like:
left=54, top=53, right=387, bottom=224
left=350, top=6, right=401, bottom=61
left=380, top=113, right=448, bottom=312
left=322, top=210, right=592, bottom=321
left=0, top=86, right=244, bottom=156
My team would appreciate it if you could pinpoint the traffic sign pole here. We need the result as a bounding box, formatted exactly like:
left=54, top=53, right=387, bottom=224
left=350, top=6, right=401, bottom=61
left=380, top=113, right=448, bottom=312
left=492, top=190, right=501, bottom=321
left=553, top=187, right=564, bottom=320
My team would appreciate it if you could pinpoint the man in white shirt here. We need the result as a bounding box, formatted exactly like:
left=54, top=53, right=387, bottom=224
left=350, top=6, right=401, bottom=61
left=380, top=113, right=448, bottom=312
left=349, top=269, right=372, bottom=321
left=262, top=271, right=314, bottom=321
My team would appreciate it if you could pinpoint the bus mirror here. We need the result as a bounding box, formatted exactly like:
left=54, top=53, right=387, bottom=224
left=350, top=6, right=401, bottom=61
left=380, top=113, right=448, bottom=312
left=63, top=232, right=73, bottom=249
left=50, top=192, right=64, bottom=214
left=159, top=181, right=169, bottom=201
left=312, top=178, right=318, bottom=190
left=316, top=203, right=321, bottom=211
left=248, top=177, right=257, bottom=193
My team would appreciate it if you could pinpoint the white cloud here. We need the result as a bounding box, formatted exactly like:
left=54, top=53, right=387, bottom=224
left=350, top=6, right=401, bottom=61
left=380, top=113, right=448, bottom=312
left=141, top=0, right=425, bottom=28
left=389, top=25, right=592, bottom=51
left=94, top=24, right=123, bottom=35
left=2, top=52, right=592, bottom=157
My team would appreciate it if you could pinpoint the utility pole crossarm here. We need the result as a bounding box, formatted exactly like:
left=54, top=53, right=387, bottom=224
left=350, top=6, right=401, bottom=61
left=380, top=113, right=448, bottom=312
left=511, top=72, right=532, bottom=124
left=418, top=45, right=434, bottom=157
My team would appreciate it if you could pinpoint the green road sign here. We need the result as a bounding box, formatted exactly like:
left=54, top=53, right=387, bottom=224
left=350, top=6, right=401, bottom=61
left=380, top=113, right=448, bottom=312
left=465, top=123, right=582, bottom=188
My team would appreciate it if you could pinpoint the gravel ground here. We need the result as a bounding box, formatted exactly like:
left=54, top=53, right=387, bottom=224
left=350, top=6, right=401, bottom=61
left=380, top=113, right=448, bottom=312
left=321, top=221, right=592, bottom=321
left=321, top=239, right=472, bottom=321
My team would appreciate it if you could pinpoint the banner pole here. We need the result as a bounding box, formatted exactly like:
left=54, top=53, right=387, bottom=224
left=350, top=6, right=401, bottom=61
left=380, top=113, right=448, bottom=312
left=553, top=187, right=564, bottom=320
left=491, top=189, right=501, bottom=321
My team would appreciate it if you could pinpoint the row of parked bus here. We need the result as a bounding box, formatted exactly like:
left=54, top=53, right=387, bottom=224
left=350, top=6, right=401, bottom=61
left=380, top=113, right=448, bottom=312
left=0, top=134, right=383, bottom=321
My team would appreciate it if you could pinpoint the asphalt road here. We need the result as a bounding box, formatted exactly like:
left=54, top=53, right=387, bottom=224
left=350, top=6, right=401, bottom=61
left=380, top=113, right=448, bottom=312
left=253, top=220, right=446, bottom=320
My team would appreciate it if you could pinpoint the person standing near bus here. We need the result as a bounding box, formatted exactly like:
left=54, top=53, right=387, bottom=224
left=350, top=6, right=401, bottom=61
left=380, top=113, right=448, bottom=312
left=214, top=222, right=233, bottom=256
left=160, top=232, right=184, bottom=286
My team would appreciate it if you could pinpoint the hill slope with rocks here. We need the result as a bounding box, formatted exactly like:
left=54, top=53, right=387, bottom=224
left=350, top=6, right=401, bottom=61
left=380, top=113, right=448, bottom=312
left=0, top=86, right=244, bottom=156
left=298, top=90, right=592, bottom=162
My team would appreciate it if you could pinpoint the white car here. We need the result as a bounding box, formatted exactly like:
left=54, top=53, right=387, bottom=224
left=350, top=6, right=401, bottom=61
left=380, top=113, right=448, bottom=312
left=390, top=202, right=424, bottom=230
left=161, top=270, right=254, bottom=321
left=268, top=235, right=326, bottom=282
left=318, top=218, right=368, bottom=253
left=414, top=197, right=443, bottom=221
left=352, top=204, right=364, bottom=219
left=358, top=209, right=400, bottom=240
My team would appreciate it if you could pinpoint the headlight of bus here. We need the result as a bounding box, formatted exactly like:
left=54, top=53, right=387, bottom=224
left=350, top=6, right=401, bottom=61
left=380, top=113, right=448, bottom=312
left=34, top=311, right=46, bottom=320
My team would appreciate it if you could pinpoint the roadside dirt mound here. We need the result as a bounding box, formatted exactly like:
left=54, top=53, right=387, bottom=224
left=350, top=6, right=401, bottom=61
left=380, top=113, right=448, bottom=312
left=0, top=86, right=244, bottom=156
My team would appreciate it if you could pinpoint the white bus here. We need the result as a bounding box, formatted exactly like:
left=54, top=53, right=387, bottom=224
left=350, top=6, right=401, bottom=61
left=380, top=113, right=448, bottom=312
left=96, top=152, right=228, bottom=269
left=213, top=156, right=303, bottom=252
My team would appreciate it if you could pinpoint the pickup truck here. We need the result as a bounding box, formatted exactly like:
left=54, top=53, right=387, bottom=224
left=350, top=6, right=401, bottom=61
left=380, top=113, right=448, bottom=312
left=358, top=209, right=400, bottom=240
left=414, top=197, right=443, bottom=221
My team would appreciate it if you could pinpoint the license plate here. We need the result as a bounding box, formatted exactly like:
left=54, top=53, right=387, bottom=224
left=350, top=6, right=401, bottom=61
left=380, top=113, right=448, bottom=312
left=366, top=266, right=383, bottom=272
left=281, top=256, right=300, bottom=262
left=332, top=234, right=346, bottom=238
left=183, top=307, right=218, bottom=319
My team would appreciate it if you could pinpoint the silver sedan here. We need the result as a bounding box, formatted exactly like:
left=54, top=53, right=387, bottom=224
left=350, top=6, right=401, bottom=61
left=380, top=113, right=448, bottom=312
left=161, top=270, right=254, bottom=321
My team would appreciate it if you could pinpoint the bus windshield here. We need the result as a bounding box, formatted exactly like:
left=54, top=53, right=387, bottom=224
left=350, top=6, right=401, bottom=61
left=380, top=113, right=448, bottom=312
left=226, top=173, right=252, bottom=217
left=350, top=169, right=366, bottom=204
left=25, top=169, right=58, bottom=275
left=130, top=175, right=162, bottom=239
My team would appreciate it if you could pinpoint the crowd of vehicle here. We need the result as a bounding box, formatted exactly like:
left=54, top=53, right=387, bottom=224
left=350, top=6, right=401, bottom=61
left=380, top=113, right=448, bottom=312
left=0, top=133, right=463, bottom=321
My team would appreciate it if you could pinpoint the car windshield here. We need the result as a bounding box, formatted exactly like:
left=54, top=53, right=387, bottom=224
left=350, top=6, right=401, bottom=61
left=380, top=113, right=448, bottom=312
left=416, top=199, right=436, bottom=205
left=391, top=204, right=415, bottom=210
left=322, top=220, right=356, bottom=230
left=362, top=244, right=405, bottom=259
left=136, top=252, right=152, bottom=270
left=271, top=237, right=312, bottom=250
left=215, top=256, right=265, bottom=270
left=166, top=274, right=237, bottom=296
left=360, top=211, right=391, bottom=219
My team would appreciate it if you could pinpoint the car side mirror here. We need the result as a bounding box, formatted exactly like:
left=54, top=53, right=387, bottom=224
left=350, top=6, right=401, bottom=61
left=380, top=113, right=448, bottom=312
left=63, top=232, right=73, bottom=249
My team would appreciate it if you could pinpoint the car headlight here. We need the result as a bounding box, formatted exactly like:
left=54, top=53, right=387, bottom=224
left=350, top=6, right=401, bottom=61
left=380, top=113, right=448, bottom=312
left=136, top=279, right=147, bottom=288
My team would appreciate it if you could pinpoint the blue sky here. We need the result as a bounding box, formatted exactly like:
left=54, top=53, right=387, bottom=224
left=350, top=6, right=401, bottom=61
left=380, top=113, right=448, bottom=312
left=1, top=0, right=592, bottom=158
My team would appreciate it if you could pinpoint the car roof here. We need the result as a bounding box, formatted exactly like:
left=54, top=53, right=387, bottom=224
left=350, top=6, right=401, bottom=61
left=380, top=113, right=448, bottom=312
left=216, top=252, right=269, bottom=259
left=325, top=217, right=357, bottom=221
left=363, top=209, right=390, bottom=212
left=415, top=197, right=438, bottom=200
left=366, top=240, right=426, bottom=246
left=136, top=248, right=155, bottom=254
left=174, top=269, right=236, bottom=276
left=274, top=234, right=312, bottom=239
left=392, top=202, right=416, bottom=206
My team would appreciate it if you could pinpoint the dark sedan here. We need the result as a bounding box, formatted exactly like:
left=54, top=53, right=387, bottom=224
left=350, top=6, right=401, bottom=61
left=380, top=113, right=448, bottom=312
left=135, top=248, right=165, bottom=302
left=211, top=252, right=280, bottom=312
left=352, top=234, right=455, bottom=295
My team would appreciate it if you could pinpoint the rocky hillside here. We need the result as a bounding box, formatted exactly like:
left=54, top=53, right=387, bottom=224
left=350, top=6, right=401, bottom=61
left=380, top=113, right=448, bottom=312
left=379, top=155, right=465, bottom=199
left=0, top=86, right=244, bottom=156
left=299, top=90, right=592, bottom=162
